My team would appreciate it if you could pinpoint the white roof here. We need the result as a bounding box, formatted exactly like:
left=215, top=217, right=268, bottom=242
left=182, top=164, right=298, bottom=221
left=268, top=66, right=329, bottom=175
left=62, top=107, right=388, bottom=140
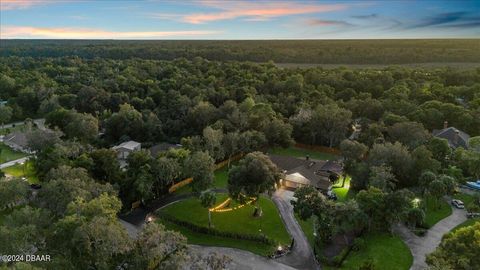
left=285, top=172, right=311, bottom=185
left=112, top=140, right=141, bottom=151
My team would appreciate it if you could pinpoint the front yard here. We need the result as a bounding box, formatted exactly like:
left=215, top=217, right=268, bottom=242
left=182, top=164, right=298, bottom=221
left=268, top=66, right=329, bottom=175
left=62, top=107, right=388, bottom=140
left=423, top=196, right=452, bottom=228
left=156, top=193, right=290, bottom=255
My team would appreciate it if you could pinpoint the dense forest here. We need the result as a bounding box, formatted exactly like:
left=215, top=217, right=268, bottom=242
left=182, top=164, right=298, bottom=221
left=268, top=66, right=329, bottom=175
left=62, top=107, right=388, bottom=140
left=2, top=39, right=480, bottom=64
left=1, top=43, right=480, bottom=269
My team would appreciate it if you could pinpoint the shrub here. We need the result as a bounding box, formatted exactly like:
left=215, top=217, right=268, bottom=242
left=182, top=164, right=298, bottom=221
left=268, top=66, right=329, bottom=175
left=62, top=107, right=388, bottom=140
left=352, top=237, right=365, bottom=251
left=157, top=212, right=274, bottom=245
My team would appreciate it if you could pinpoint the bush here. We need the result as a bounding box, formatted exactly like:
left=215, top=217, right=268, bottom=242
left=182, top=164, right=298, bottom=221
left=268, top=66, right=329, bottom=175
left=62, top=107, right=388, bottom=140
left=157, top=212, right=274, bottom=245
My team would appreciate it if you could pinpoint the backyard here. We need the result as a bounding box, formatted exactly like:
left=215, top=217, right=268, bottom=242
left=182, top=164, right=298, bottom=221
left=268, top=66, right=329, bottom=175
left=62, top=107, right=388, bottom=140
left=156, top=193, right=290, bottom=255
left=0, top=143, right=26, bottom=164
left=269, top=146, right=339, bottom=161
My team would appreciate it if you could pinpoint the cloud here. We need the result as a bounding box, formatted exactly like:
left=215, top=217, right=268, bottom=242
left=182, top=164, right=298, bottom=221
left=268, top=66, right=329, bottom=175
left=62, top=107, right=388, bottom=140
left=410, top=12, right=468, bottom=28
left=152, top=1, right=348, bottom=24
left=351, top=13, right=378, bottom=19
left=306, top=19, right=353, bottom=27
left=1, top=26, right=221, bottom=39
left=0, top=0, right=60, bottom=10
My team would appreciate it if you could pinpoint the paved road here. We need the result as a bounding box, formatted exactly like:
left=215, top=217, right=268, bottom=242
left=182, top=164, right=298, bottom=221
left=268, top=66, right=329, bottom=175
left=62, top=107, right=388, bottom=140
left=0, top=118, right=45, bottom=130
left=0, top=157, right=30, bottom=169
left=272, top=189, right=319, bottom=270
left=394, top=201, right=467, bottom=270
left=118, top=219, right=296, bottom=270
left=190, top=245, right=297, bottom=270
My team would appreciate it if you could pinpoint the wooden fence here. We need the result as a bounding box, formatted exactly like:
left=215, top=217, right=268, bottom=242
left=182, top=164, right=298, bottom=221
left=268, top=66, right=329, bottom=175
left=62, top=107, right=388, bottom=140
left=168, top=177, right=193, bottom=193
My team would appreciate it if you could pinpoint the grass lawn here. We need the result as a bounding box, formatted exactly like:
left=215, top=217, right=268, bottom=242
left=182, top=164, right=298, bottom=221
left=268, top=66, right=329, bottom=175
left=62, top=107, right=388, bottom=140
left=334, top=233, right=412, bottom=270
left=424, top=196, right=452, bottom=228
left=213, top=165, right=229, bottom=188
left=295, top=213, right=315, bottom=248
left=156, top=193, right=290, bottom=255
left=332, top=176, right=355, bottom=202
left=269, top=146, right=339, bottom=161
left=2, top=160, right=39, bottom=184
left=453, top=193, right=476, bottom=206
left=0, top=143, right=26, bottom=164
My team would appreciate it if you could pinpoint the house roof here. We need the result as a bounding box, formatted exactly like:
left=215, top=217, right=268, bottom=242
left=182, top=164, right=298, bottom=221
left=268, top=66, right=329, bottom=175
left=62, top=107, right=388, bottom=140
left=4, top=131, right=28, bottom=149
left=149, top=143, right=181, bottom=157
left=269, top=154, right=342, bottom=190
left=432, top=127, right=470, bottom=149
left=112, top=140, right=141, bottom=151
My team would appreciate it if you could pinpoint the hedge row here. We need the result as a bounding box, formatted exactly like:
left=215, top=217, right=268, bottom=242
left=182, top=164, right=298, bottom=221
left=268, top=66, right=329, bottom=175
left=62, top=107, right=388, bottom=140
left=158, top=212, right=274, bottom=245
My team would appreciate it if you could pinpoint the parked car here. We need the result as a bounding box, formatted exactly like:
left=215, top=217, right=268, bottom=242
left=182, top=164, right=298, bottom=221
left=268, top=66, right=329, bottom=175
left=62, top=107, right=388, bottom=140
left=466, top=212, right=480, bottom=219
left=451, top=199, right=465, bottom=209
left=30, top=184, right=42, bottom=190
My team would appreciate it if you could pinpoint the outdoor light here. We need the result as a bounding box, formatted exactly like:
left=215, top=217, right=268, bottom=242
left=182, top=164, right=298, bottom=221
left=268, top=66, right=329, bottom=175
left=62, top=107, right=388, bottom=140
left=277, top=245, right=282, bottom=251
left=146, top=216, right=153, bottom=223
left=412, top=198, right=421, bottom=208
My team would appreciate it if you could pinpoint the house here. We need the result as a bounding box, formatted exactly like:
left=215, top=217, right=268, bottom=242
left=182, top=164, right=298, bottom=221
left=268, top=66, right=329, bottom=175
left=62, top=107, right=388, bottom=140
left=269, top=154, right=343, bottom=191
left=149, top=143, right=182, bottom=157
left=3, top=131, right=31, bottom=153
left=112, top=141, right=141, bottom=160
left=433, top=121, right=470, bottom=149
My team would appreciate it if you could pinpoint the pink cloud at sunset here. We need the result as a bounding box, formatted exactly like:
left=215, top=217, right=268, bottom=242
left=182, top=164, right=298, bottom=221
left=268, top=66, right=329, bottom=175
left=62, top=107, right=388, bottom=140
left=156, top=1, right=348, bottom=24
left=1, top=26, right=221, bottom=39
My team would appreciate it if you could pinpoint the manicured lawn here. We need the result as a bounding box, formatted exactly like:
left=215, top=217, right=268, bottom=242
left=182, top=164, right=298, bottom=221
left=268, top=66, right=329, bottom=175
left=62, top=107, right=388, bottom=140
left=156, top=193, right=290, bottom=255
left=269, top=147, right=339, bottom=161
left=295, top=213, right=315, bottom=248
left=332, top=176, right=355, bottom=202
left=0, top=143, right=26, bottom=164
left=2, top=160, right=39, bottom=184
left=160, top=220, right=273, bottom=255
left=424, top=196, right=452, bottom=228
left=337, top=233, right=413, bottom=270
left=213, top=165, right=229, bottom=188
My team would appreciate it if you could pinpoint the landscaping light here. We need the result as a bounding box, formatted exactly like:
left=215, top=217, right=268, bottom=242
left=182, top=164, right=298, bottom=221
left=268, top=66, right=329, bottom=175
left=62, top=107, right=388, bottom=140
left=277, top=245, right=283, bottom=251
left=146, top=216, right=153, bottom=223
left=412, top=198, right=421, bottom=208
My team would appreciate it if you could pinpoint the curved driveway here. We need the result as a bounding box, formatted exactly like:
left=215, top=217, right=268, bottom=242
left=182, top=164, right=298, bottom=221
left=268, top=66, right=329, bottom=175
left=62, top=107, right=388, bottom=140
left=394, top=203, right=467, bottom=270
left=273, top=189, right=320, bottom=270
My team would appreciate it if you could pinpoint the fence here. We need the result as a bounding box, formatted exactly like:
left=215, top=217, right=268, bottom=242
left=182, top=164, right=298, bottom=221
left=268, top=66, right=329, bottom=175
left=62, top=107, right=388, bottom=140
left=168, top=153, right=245, bottom=193
left=294, top=143, right=342, bottom=156
left=168, top=177, right=193, bottom=193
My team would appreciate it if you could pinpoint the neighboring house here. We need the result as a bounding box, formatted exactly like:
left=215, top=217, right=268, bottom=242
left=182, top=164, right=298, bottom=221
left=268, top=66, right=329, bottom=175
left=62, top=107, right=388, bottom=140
left=269, top=154, right=343, bottom=191
left=112, top=141, right=141, bottom=161
left=0, top=100, right=7, bottom=106
left=149, top=142, right=182, bottom=157
left=433, top=121, right=470, bottom=149
left=3, top=131, right=31, bottom=153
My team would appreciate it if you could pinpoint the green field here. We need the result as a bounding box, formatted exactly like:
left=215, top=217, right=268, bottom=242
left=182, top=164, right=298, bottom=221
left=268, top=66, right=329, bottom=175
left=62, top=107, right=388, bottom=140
left=2, top=160, right=39, bottom=184
left=269, top=147, right=339, bottom=161
left=156, top=193, right=290, bottom=255
left=424, top=196, right=452, bottom=228
left=335, top=233, right=413, bottom=270
left=0, top=143, right=26, bottom=164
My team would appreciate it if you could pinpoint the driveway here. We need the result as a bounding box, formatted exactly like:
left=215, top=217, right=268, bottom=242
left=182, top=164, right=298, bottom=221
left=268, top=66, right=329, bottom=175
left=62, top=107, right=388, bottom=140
left=272, top=188, right=319, bottom=270
left=394, top=202, right=467, bottom=270
left=190, top=245, right=296, bottom=270
left=0, top=157, right=30, bottom=169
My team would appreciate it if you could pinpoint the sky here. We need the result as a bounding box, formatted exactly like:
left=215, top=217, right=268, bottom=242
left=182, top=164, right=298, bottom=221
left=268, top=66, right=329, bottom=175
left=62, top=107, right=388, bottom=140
left=1, top=0, right=479, bottom=39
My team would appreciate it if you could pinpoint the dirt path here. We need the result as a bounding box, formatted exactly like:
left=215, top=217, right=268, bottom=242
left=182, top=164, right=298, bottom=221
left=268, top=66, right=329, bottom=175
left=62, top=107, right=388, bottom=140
left=393, top=202, right=467, bottom=270
left=272, top=189, right=319, bottom=270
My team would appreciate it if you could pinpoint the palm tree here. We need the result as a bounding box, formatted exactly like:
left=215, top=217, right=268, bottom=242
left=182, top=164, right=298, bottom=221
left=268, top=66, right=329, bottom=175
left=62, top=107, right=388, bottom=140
left=200, top=190, right=217, bottom=228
